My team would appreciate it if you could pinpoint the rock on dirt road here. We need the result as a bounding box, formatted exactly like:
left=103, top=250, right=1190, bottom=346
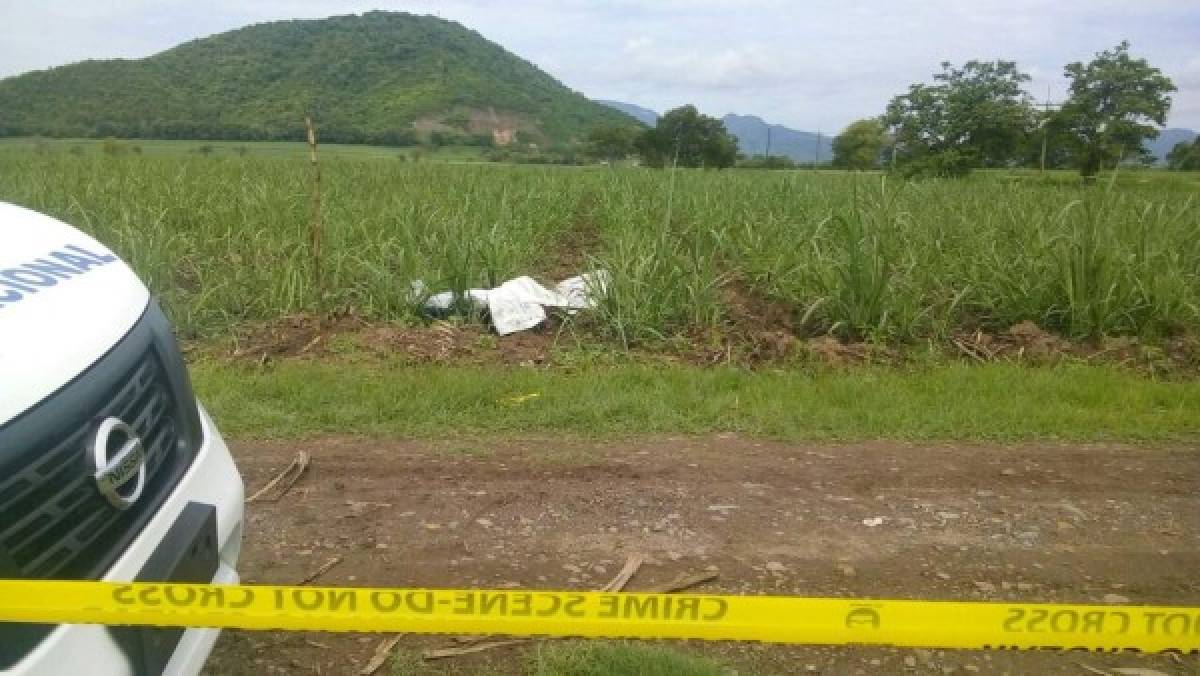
left=206, top=436, right=1199, bottom=675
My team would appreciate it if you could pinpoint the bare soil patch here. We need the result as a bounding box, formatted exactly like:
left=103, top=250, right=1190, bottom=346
left=197, top=312, right=1199, bottom=374
left=205, top=313, right=561, bottom=367
left=207, top=436, right=1199, bottom=674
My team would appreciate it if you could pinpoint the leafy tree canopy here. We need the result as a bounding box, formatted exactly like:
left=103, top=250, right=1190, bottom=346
left=832, top=118, right=887, bottom=169
left=1166, top=138, right=1200, bottom=171
left=584, top=124, right=638, bottom=162
left=884, top=60, right=1036, bottom=176
left=1054, top=41, right=1176, bottom=177
left=635, top=105, right=738, bottom=169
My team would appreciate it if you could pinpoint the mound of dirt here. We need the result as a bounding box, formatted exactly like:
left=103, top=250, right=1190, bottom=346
left=952, top=321, right=1071, bottom=363
left=201, top=313, right=1198, bottom=375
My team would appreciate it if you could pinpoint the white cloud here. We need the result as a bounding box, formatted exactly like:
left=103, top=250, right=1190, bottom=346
left=612, top=38, right=792, bottom=89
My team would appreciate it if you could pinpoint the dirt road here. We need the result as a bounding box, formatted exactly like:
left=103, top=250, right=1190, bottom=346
left=206, top=436, right=1199, bottom=675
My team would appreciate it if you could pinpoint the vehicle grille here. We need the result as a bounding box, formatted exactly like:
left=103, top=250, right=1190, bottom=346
left=0, top=301, right=203, bottom=669
left=0, top=351, right=182, bottom=579
left=0, top=300, right=202, bottom=584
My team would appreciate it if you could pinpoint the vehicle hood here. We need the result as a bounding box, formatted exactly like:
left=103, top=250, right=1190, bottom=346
left=0, top=202, right=150, bottom=427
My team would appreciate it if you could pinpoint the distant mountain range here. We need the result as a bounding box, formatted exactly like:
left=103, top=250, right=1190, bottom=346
left=596, top=101, right=658, bottom=127
left=721, top=113, right=834, bottom=163
left=599, top=101, right=834, bottom=162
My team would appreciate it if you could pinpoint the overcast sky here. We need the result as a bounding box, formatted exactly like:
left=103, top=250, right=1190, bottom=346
left=2, top=1, right=1197, bottom=132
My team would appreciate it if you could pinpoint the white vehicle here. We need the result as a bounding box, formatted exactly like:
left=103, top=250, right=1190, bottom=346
left=0, top=202, right=244, bottom=675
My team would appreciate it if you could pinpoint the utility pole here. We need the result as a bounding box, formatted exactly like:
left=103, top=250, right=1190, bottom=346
left=1039, top=86, right=1059, bottom=173
left=813, top=129, right=821, bottom=167
left=764, top=126, right=772, bottom=157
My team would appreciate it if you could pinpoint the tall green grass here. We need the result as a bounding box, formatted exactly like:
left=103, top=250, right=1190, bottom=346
left=0, top=148, right=1196, bottom=343
left=0, top=153, right=585, bottom=334
left=722, top=173, right=1200, bottom=341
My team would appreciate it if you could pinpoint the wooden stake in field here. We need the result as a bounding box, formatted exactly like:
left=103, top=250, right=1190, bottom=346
left=304, top=115, right=325, bottom=327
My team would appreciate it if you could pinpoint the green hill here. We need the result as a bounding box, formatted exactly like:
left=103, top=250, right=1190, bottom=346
left=0, top=11, right=635, bottom=146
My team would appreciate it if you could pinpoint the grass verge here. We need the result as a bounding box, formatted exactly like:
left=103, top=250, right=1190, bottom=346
left=527, top=641, right=725, bottom=676
left=192, top=360, right=1199, bottom=442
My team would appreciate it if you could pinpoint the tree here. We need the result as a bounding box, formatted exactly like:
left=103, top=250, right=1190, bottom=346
left=1021, top=108, right=1076, bottom=170
left=832, top=119, right=887, bottom=169
left=883, top=60, right=1035, bottom=176
left=585, top=124, right=638, bottom=163
left=1166, top=138, right=1200, bottom=171
left=635, top=105, right=738, bottom=168
left=738, top=155, right=797, bottom=170
left=1055, top=42, right=1176, bottom=177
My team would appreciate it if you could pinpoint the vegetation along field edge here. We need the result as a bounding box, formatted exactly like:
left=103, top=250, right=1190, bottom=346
left=192, top=360, right=1200, bottom=442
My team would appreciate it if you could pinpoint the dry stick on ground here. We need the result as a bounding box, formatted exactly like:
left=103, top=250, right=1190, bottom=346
left=246, top=450, right=311, bottom=502
left=296, top=555, right=342, bottom=585
left=952, top=337, right=992, bottom=363
left=600, top=553, right=644, bottom=592
left=431, top=557, right=644, bottom=654
left=424, top=555, right=643, bottom=660
left=359, top=634, right=404, bottom=675
left=423, top=639, right=531, bottom=661
left=299, top=333, right=323, bottom=354
left=424, top=556, right=721, bottom=661
left=651, top=571, right=720, bottom=594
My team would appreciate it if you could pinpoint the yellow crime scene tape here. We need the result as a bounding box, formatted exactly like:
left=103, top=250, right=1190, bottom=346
left=1, top=580, right=1197, bottom=653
